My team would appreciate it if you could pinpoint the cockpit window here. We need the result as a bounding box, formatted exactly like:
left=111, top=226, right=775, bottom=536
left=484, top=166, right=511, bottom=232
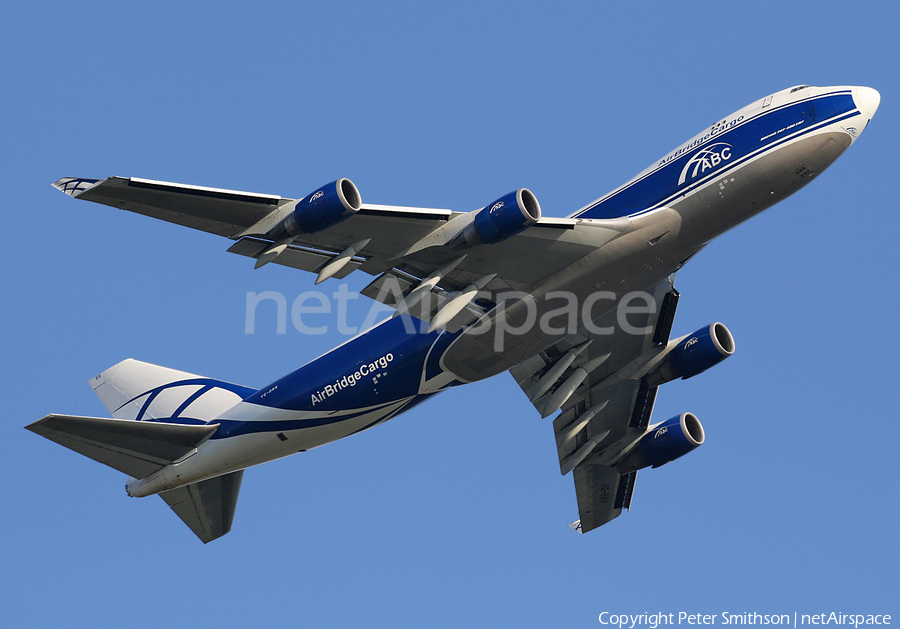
left=790, top=85, right=811, bottom=93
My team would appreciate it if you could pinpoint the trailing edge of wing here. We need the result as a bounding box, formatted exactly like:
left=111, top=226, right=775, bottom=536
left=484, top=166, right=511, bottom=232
left=160, top=471, right=243, bottom=543
left=573, top=465, right=637, bottom=533
left=26, top=414, right=218, bottom=479
left=226, top=236, right=366, bottom=279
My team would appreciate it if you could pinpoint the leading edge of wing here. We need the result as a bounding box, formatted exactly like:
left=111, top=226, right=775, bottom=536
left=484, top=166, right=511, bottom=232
left=53, top=176, right=284, bottom=205
left=52, top=176, right=292, bottom=238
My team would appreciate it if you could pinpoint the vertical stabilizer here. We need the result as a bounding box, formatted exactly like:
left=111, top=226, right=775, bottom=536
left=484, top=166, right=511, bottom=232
left=90, top=358, right=256, bottom=422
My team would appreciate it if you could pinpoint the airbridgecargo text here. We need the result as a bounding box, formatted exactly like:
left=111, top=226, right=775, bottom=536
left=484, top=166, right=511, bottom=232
left=598, top=613, right=891, bottom=628
left=310, top=353, right=394, bottom=406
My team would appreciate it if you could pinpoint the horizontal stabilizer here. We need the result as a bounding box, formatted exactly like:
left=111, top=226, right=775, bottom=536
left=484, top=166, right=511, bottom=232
left=160, top=471, right=243, bottom=543
left=26, top=414, right=218, bottom=479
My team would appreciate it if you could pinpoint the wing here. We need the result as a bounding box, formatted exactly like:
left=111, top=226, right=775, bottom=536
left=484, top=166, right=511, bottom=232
left=509, top=276, right=680, bottom=532
left=54, top=176, right=631, bottom=330
left=54, top=176, right=289, bottom=237
left=159, top=470, right=243, bottom=544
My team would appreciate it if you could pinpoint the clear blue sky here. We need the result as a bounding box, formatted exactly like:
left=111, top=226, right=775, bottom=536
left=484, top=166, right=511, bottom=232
left=3, top=2, right=897, bottom=627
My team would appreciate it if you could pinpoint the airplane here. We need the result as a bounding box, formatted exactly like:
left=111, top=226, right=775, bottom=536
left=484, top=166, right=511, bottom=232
left=28, top=84, right=880, bottom=543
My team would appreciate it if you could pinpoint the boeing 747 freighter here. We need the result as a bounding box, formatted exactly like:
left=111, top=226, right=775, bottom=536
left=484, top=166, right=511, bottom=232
left=29, top=84, right=880, bottom=542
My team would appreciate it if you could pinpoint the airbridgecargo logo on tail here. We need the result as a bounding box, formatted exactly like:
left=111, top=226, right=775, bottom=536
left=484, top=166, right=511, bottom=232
left=678, top=143, right=733, bottom=185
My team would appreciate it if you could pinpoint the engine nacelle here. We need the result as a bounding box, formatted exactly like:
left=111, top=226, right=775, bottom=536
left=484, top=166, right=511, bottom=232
left=647, top=322, right=735, bottom=386
left=268, top=178, right=361, bottom=240
left=617, top=412, right=705, bottom=474
left=452, top=188, right=541, bottom=249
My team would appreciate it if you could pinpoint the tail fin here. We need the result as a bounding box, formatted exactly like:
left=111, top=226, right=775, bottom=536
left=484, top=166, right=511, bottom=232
left=90, top=358, right=256, bottom=422
left=29, top=359, right=257, bottom=543
left=27, top=414, right=243, bottom=543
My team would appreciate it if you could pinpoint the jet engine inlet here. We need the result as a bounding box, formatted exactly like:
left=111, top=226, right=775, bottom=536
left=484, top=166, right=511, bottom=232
left=617, top=412, right=705, bottom=474
left=268, top=178, right=361, bottom=240
left=452, top=188, right=541, bottom=249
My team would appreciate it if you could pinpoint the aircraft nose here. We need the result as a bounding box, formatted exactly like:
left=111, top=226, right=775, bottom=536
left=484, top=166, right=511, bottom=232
left=854, top=86, right=881, bottom=118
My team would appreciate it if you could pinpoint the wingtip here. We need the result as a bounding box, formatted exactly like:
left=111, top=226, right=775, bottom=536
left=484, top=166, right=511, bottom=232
left=25, top=414, right=55, bottom=433
left=52, top=177, right=102, bottom=197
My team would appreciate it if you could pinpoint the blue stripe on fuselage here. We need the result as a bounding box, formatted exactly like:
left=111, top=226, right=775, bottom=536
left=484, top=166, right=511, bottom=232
left=137, top=399, right=413, bottom=438
left=242, top=316, right=459, bottom=413
left=212, top=399, right=414, bottom=438
left=576, top=91, right=857, bottom=220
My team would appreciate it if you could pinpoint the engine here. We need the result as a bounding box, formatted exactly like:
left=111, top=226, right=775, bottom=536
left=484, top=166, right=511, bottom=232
left=647, top=322, right=735, bottom=386
left=268, top=178, right=361, bottom=240
left=451, top=188, right=541, bottom=249
left=617, top=412, right=705, bottom=474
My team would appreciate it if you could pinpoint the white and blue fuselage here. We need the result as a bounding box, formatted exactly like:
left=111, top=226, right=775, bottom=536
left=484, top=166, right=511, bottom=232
left=126, top=84, right=879, bottom=498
